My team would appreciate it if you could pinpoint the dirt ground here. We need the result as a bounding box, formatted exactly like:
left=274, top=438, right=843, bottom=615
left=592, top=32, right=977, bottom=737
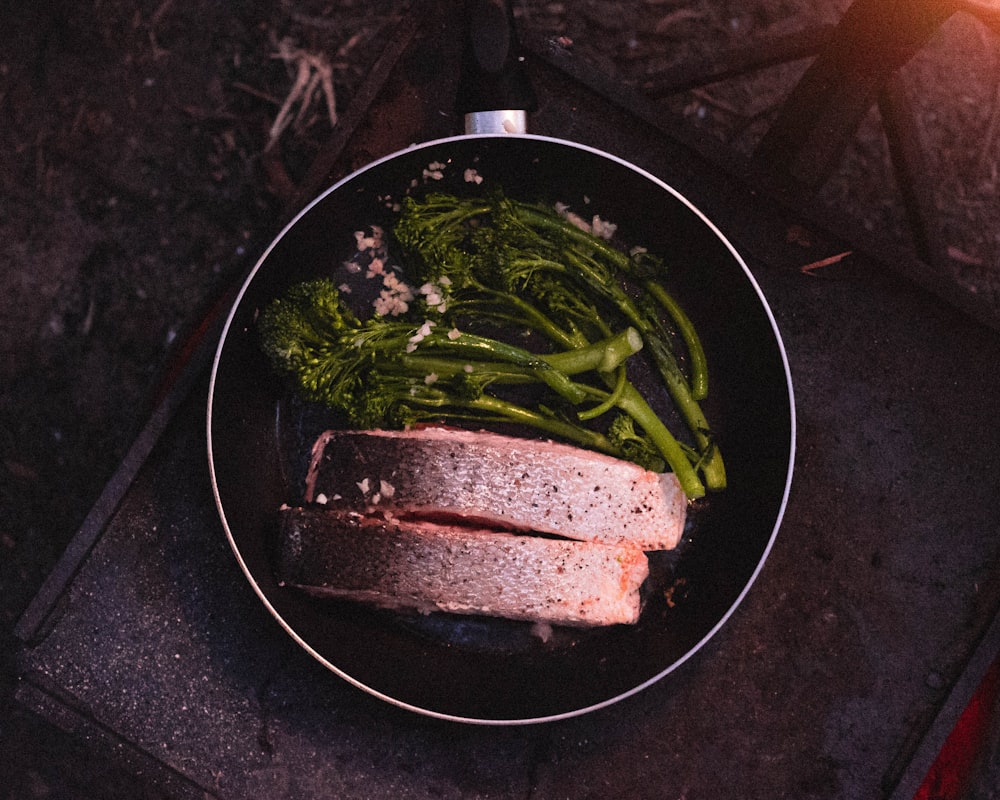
left=2, top=0, right=998, bottom=797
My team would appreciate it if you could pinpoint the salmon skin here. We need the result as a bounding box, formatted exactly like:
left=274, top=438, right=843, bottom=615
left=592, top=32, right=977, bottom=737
left=304, top=427, right=687, bottom=551
left=277, top=506, right=650, bottom=627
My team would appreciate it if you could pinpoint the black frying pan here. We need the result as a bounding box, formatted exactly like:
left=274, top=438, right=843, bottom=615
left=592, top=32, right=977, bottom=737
left=207, top=4, right=794, bottom=724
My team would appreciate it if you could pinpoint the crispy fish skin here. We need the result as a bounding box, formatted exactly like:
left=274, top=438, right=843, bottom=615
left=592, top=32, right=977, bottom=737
left=304, top=427, right=686, bottom=551
left=277, top=507, right=650, bottom=627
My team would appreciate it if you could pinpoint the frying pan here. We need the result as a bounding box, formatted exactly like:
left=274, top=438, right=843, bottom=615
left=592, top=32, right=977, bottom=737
left=207, top=1, right=795, bottom=724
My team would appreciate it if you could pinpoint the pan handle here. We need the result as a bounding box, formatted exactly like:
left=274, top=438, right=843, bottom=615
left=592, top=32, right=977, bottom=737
left=455, top=0, right=537, bottom=134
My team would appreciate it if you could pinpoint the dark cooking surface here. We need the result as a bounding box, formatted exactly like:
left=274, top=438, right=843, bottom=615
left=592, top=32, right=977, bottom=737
left=14, top=4, right=1000, bottom=798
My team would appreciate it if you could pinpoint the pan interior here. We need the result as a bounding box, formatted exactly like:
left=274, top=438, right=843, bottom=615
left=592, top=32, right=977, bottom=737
left=207, top=134, right=794, bottom=723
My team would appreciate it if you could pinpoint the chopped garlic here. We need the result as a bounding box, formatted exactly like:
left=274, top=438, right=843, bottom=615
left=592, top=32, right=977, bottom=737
left=560, top=208, right=591, bottom=233
left=373, top=291, right=409, bottom=317
left=354, top=227, right=383, bottom=251
left=591, top=216, right=617, bottom=240
left=372, top=269, right=415, bottom=317
left=530, top=621, right=554, bottom=643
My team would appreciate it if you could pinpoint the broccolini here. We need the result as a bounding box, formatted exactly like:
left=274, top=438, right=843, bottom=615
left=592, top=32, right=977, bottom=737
left=258, top=188, right=724, bottom=499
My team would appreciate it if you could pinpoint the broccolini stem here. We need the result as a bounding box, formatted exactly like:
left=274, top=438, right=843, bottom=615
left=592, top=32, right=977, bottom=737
left=644, top=280, right=708, bottom=401
left=577, top=365, right=627, bottom=422
left=615, top=381, right=705, bottom=498
left=553, top=247, right=724, bottom=489
left=570, top=374, right=706, bottom=497
left=516, top=204, right=627, bottom=263
left=538, top=266, right=722, bottom=489
left=402, top=391, right=625, bottom=458
left=511, top=249, right=724, bottom=481
left=415, top=329, right=588, bottom=404
left=542, top=327, right=643, bottom=374
left=443, top=287, right=578, bottom=347
left=399, top=328, right=641, bottom=387
left=398, top=355, right=538, bottom=384
left=515, top=200, right=711, bottom=397
left=391, top=191, right=726, bottom=496
left=645, top=335, right=726, bottom=491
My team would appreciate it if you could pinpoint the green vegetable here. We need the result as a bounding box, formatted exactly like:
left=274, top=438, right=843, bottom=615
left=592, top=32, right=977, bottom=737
left=393, top=190, right=724, bottom=495
left=259, top=276, right=647, bottom=466
left=259, top=188, right=725, bottom=500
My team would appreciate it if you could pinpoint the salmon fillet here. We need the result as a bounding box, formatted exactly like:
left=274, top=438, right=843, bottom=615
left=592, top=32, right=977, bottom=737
left=276, top=507, right=650, bottom=627
left=303, top=427, right=686, bottom=551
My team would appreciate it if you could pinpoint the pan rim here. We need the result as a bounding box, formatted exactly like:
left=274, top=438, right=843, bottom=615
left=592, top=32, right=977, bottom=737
left=206, top=132, right=796, bottom=725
